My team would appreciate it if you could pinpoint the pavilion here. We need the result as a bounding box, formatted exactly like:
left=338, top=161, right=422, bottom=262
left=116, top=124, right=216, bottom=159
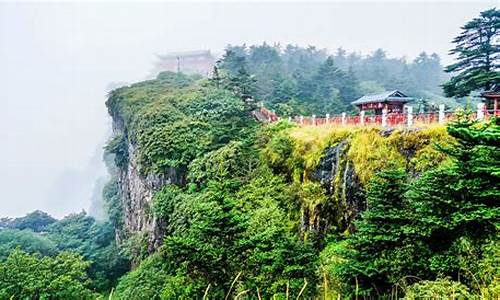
left=351, top=90, right=412, bottom=115
left=481, top=84, right=500, bottom=115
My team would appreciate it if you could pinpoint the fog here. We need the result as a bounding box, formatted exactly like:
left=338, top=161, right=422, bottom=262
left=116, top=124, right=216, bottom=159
left=0, top=1, right=495, bottom=218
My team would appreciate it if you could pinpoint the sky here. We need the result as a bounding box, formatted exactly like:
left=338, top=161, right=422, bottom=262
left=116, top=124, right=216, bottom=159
left=0, top=0, right=496, bottom=218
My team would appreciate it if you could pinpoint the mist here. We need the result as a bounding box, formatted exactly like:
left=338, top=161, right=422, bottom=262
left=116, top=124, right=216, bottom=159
left=0, top=1, right=495, bottom=218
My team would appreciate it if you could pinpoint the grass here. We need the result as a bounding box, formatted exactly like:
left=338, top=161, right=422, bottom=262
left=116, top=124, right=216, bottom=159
left=283, top=123, right=452, bottom=185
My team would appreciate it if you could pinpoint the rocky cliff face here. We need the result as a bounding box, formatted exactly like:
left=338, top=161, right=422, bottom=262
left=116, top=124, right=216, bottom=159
left=301, top=127, right=447, bottom=239
left=310, top=140, right=366, bottom=234
left=110, top=114, right=183, bottom=251
left=298, top=140, right=365, bottom=243
left=110, top=96, right=447, bottom=251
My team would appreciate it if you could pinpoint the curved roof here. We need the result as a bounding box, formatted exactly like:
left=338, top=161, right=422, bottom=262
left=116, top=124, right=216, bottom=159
left=481, top=84, right=500, bottom=97
left=352, top=90, right=412, bottom=105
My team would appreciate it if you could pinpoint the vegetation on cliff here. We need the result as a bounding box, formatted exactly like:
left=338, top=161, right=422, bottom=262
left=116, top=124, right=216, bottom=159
left=0, top=8, right=498, bottom=299
left=107, top=68, right=498, bottom=298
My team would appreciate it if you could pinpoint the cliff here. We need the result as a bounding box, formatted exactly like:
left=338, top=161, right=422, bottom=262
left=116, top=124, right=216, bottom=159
left=104, top=72, right=453, bottom=257
left=104, top=72, right=255, bottom=252
left=262, top=124, right=452, bottom=239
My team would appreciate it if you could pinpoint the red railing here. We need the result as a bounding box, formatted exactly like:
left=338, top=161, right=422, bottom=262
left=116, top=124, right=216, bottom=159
left=258, top=107, right=499, bottom=127
left=259, top=107, right=279, bottom=122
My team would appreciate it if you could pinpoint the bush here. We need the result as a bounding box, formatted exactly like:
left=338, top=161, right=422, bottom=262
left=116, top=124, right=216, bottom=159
left=188, top=141, right=257, bottom=185
left=114, top=253, right=173, bottom=300
left=404, top=278, right=472, bottom=299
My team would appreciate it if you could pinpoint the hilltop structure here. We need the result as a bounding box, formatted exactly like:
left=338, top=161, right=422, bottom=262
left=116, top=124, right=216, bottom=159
left=481, top=84, right=500, bottom=115
left=351, top=90, right=413, bottom=114
left=152, top=50, right=216, bottom=76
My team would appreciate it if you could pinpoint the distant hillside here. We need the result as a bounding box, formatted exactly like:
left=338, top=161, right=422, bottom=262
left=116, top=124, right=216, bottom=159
left=215, top=43, right=466, bottom=115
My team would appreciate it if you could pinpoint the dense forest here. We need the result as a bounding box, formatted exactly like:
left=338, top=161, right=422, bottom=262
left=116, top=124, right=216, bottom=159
left=213, top=43, right=459, bottom=115
left=0, top=7, right=498, bottom=300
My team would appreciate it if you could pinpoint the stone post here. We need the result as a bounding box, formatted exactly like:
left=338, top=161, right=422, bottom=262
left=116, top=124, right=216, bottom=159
left=360, top=111, right=365, bottom=126
left=300, top=115, right=304, bottom=125
left=312, top=114, right=316, bottom=126
left=477, top=103, right=485, bottom=120
left=382, top=109, right=388, bottom=127
left=288, top=116, right=292, bottom=122
left=438, top=104, right=445, bottom=124
left=326, top=113, right=330, bottom=124
left=407, top=106, right=413, bottom=128
left=341, top=112, right=346, bottom=125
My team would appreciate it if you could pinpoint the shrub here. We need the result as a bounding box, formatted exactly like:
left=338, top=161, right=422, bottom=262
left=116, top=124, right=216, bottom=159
left=404, top=278, right=472, bottom=299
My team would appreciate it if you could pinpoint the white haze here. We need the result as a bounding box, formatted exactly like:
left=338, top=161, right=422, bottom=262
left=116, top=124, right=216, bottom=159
left=0, top=1, right=495, bottom=218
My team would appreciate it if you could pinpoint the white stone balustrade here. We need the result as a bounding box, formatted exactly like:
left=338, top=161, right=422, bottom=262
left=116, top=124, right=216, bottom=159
left=407, top=106, right=413, bottom=127
left=477, top=103, right=485, bottom=120
left=382, top=109, right=388, bottom=127
left=439, top=104, right=445, bottom=124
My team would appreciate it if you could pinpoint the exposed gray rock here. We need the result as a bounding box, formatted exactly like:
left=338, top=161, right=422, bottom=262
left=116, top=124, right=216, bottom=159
left=117, top=140, right=187, bottom=251
left=309, top=139, right=366, bottom=235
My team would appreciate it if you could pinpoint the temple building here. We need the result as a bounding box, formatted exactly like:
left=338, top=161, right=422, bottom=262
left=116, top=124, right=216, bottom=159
left=152, top=50, right=216, bottom=76
left=481, top=84, right=500, bottom=115
left=351, top=90, right=413, bottom=114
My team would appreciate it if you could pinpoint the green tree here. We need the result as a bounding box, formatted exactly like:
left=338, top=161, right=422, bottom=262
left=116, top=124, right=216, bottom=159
left=339, top=117, right=500, bottom=296
left=404, top=116, right=499, bottom=279
left=217, top=45, right=248, bottom=77
left=47, top=212, right=129, bottom=292
left=229, top=65, right=257, bottom=101
left=0, top=229, right=57, bottom=259
left=443, top=8, right=500, bottom=97
left=160, top=182, right=246, bottom=298
left=0, top=250, right=96, bottom=299
left=339, top=168, right=417, bottom=295
left=114, top=253, right=198, bottom=300
left=2, top=210, right=57, bottom=232
left=411, top=52, right=444, bottom=93
left=308, top=56, right=347, bottom=113
left=404, top=278, right=472, bottom=299
left=238, top=198, right=317, bottom=298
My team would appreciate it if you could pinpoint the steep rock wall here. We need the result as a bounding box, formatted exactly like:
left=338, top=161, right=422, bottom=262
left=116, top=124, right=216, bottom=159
left=272, top=125, right=451, bottom=240
left=310, top=140, right=365, bottom=234
left=110, top=114, right=184, bottom=251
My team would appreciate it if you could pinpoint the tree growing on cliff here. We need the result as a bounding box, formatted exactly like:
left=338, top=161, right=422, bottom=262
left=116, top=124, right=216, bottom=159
left=339, top=116, right=500, bottom=296
left=403, top=116, right=500, bottom=285
left=339, top=168, right=417, bottom=295
left=443, top=8, right=500, bottom=97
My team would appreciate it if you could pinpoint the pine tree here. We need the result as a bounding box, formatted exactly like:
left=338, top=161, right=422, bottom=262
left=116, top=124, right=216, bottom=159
left=340, top=168, right=417, bottom=295
left=215, top=47, right=257, bottom=101
left=341, top=117, right=500, bottom=295
left=218, top=46, right=248, bottom=77
left=228, top=64, right=256, bottom=101
left=310, top=56, right=347, bottom=113
left=403, top=116, right=500, bottom=283
left=443, top=8, right=500, bottom=97
left=210, top=65, right=222, bottom=87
